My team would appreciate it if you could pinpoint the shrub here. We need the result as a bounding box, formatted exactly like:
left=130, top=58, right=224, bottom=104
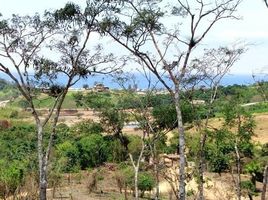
left=9, top=110, right=18, bottom=118
left=138, top=172, right=156, bottom=197
left=104, top=135, right=128, bottom=162
left=71, top=120, right=103, bottom=137
left=0, top=160, right=26, bottom=198
left=78, top=134, right=108, bottom=169
left=55, top=141, right=80, bottom=172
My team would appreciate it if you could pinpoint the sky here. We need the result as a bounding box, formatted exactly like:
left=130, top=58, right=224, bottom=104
left=0, top=0, right=268, bottom=86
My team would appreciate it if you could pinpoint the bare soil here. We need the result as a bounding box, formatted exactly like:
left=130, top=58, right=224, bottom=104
left=20, top=110, right=268, bottom=199
left=45, top=166, right=267, bottom=200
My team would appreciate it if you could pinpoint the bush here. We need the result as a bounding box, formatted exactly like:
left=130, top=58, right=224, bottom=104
left=138, top=172, right=155, bottom=197
left=71, top=120, right=103, bottom=137
left=0, top=160, right=26, bottom=198
left=104, top=135, right=128, bottom=162
left=114, top=165, right=134, bottom=194
left=241, top=180, right=258, bottom=198
left=55, top=141, right=80, bottom=172
left=127, top=135, right=143, bottom=160
left=78, top=134, right=108, bottom=169
left=9, top=110, right=18, bottom=118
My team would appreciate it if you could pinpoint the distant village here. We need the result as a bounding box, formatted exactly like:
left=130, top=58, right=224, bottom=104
left=69, top=83, right=172, bottom=95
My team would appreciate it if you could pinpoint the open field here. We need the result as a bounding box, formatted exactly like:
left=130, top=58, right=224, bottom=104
left=44, top=165, right=267, bottom=200
left=1, top=93, right=267, bottom=200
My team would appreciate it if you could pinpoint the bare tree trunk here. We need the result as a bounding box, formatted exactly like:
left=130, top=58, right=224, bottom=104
left=154, top=164, right=160, bottom=200
left=124, top=185, right=128, bottom=200
left=153, top=152, right=160, bottom=200
left=235, top=144, right=241, bottom=200
left=261, top=164, right=268, bottom=200
left=148, top=140, right=160, bottom=200
left=134, top=166, right=139, bottom=200
left=198, top=134, right=207, bottom=200
left=36, top=123, right=47, bottom=200
left=174, top=90, right=186, bottom=200
left=129, top=132, right=146, bottom=200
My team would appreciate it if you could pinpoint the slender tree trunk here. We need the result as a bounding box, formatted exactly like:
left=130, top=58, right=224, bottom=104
left=134, top=166, right=139, bottom=200
left=129, top=134, right=146, bottom=200
left=154, top=165, right=160, bottom=200
left=152, top=142, right=160, bottom=200
left=261, top=164, right=268, bottom=200
left=174, top=89, right=186, bottom=200
left=198, top=133, right=207, bottom=200
left=235, top=144, right=241, bottom=200
left=37, top=125, right=47, bottom=200
left=124, top=185, right=128, bottom=200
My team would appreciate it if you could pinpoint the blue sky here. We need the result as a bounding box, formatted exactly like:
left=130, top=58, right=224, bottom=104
left=0, top=0, right=268, bottom=86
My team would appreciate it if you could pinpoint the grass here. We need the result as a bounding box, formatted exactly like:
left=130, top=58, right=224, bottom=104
left=0, top=106, right=32, bottom=123
left=246, top=102, right=268, bottom=114
left=8, top=92, right=79, bottom=109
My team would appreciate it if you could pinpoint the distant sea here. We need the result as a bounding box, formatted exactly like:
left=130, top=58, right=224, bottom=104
left=72, top=74, right=260, bottom=89
left=0, top=73, right=266, bottom=89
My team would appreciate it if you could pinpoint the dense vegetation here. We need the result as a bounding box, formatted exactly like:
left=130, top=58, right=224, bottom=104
left=1, top=1, right=268, bottom=199
left=0, top=80, right=267, bottom=199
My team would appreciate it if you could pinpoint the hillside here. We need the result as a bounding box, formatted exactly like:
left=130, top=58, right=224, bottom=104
left=0, top=82, right=267, bottom=200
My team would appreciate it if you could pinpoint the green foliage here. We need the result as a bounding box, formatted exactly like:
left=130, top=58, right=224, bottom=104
left=9, top=110, right=18, bottom=118
left=205, top=129, right=233, bottom=173
left=246, top=102, right=268, bottom=113
left=78, top=134, right=108, bottom=169
left=127, top=135, right=143, bottom=160
left=74, top=91, right=112, bottom=110
left=241, top=180, right=258, bottom=197
left=71, top=120, right=103, bottom=137
left=55, top=141, right=80, bottom=172
left=0, top=159, right=26, bottom=198
left=0, top=107, right=30, bottom=119
left=0, top=123, right=36, bottom=198
left=116, top=92, right=142, bottom=109
left=100, top=107, right=127, bottom=134
left=138, top=172, right=156, bottom=195
left=218, top=84, right=257, bottom=104
left=0, top=79, right=19, bottom=101
left=204, top=95, right=256, bottom=174
left=118, top=165, right=134, bottom=188
left=222, top=98, right=255, bottom=157
left=152, top=104, right=177, bottom=130
left=115, top=165, right=155, bottom=196
left=17, top=99, right=30, bottom=109
left=185, top=134, right=200, bottom=161
left=0, top=124, right=36, bottom=161
left=245, top=160, right=263, bottom=183
left=104, top=135, right=128, bottom=162
left=254, top=80, right=268, bottom=101
left=54, top=3, right=81, bottom=22
left=260, top=143, right=268, bottom=156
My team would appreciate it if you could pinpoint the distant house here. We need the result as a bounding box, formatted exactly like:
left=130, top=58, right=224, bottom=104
left=93, top=83, right=109, bottom=92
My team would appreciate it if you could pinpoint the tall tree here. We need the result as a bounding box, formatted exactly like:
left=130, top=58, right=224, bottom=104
left=184, top=46, right=244, bottom=199
left=100, top=0, right=242, bottom=199
left=0, top=2, right=115, bottom=199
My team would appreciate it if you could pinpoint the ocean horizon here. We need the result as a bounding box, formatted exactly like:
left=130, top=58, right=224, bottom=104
left=0, top=73, right=266, bottom=89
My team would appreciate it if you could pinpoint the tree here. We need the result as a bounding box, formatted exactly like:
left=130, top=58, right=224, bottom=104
left=78, top=134, right=108, bottom=169
left=0, top=2, right=115, bottom=199
left=184, top=46, right=245, bottom=199
left=100, top=0, right=243, bottom=199
left=264, top=0, right=268, bottom=8
left=222, top=97, right=255, bottom=200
